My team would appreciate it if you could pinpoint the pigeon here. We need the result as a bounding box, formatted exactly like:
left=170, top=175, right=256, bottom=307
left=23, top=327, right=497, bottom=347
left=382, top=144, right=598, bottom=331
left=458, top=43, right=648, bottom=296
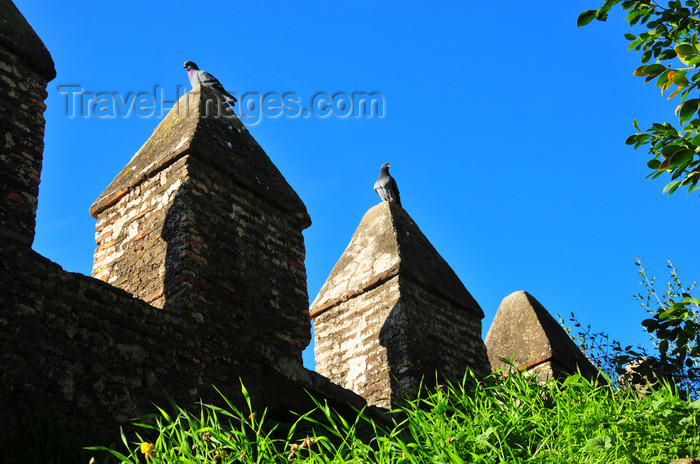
left=374, top=163, right=401, bottom=206
left=183, top=61, right=237, bottom=107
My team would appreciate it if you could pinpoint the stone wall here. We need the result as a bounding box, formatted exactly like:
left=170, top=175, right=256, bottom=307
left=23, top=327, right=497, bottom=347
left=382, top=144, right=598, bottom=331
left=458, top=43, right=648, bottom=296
left=0, top=0, right=55, bottom=247
left=0, top=243, right=367, bottom=450
left=185, top=154, right=311, bottom=365
left=0, top=2, right=366, bottom=453
left=90, top=87, right=311, bottom=368
left=311, top=203, right=491, bottom=408
left=401, top=279, right=490, bottom=386
left=0, top=1, right=605, bottom=453
left=314, top=275, right=402, bottom=408
left=0, top=246, right=207, bottom=429
left=92, top=156, right=187, bottom=306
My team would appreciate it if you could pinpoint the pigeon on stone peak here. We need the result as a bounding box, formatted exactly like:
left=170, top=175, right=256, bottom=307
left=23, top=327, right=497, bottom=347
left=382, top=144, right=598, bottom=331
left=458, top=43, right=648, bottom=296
left=183, top=61, right=237, bottom=107
left=374, top=163, right=401, bottom=207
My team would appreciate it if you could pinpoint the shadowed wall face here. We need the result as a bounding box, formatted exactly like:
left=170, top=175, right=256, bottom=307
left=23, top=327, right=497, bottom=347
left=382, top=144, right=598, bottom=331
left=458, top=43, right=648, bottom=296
left=174, top=155, right=312, bottom=364
left=0, top=1, right=55, bottom=248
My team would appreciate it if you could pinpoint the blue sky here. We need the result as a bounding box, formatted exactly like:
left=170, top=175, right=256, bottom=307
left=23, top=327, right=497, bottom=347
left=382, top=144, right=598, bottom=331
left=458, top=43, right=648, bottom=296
left=16, top=1, right=699, bottom=370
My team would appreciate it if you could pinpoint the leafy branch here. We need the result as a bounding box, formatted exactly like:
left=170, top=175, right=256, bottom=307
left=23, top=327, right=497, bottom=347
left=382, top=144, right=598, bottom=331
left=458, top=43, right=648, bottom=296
left=579, top=0, right=700, bottom=195
left=635, top=257, right=699, bottom=394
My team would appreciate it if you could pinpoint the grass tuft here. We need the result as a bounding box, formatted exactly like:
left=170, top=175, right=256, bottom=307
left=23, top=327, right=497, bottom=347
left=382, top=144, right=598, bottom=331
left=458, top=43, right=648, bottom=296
left=84, top=369, right=700, bottom=463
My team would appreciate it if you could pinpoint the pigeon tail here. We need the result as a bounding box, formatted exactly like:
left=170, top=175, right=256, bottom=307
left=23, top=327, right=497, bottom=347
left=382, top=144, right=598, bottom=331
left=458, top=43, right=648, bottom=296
left=185, top=66, right=237, bottom=108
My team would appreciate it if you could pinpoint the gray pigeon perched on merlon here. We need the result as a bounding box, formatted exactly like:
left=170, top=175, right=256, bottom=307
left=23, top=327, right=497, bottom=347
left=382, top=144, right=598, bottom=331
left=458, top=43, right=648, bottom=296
left=374, top=163, right=401, bottom=206
left=183, top=61, right=237, bottom=107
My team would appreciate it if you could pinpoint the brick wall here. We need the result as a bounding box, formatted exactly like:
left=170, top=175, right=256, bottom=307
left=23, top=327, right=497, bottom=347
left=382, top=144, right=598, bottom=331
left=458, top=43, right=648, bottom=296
left=90, top=88, right=311, bottom=368
left=0, top=3, right=364, bottom=452
left=92, top=157, right=188, bottom=306
left=0, top=40, right=52, bottom=247
left=314, top=275, right=402, bottom=408
left=311, top=203, right=491, bottom=408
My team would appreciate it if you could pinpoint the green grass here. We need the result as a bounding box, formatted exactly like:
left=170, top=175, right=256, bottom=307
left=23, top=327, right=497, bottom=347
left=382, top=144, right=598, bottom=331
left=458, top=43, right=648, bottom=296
left=85, top=370, right=700, bottom=464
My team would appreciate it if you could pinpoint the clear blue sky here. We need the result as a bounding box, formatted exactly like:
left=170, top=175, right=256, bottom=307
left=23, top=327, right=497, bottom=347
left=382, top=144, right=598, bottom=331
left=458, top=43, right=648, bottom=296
left=16, top=1, right=699, bottom=370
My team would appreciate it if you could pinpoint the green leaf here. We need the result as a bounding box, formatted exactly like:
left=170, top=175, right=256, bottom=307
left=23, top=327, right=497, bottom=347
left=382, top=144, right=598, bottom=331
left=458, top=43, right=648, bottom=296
left=663, top=180, right=683, bottom=194
left=586, top=435, right=612, bottom=450
left=672, top=72, right=689, bottom=86
left=669, top=149, right=695, bottom=167
left=633, top=65, right=648, bottom=76
left=659, top=49, right=678, bottom=60
left=595, top=7, right=610, bottom=21
left=660, top=145, right=685, bottom=157
left=644, top=63, right=667, bottom=76
left=625, top=33, right=636, bottom=40
left=674, top=43, right=696, bottom=56
left=648, top=159, right=662, bottom=169
left=680, top=99, right=700, bottom=124
left=668, top=86, right=683, bottom=100
left=578, top=10, right=598, bottom=27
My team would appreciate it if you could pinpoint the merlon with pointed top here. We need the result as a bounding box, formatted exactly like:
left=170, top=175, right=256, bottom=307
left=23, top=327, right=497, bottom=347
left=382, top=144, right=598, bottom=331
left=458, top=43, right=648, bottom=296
left=0, top=0, right=55, bottom=81
left=91, top=85, right=311, bottom=367
left=310, top=202, right=482, bottom=319
left=90, top=86, right=309, bottom=227
left=311, top=202, right=489, bottom=408
left=0, top=0, right=55, bottom=249
left=485, top=291, right=598, bottom=380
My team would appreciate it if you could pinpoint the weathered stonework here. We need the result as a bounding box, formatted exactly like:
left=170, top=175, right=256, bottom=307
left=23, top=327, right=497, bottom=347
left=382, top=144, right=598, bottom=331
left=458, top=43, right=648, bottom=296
left=0, top=0, right=55, bottom=248
left=1, top=242, right=369, bottom=449
left=89, top=87, right=311, bottom=367
left=0, top=4, right=369, bottom=452
left=311, top=202, right=490, bottom=408
left=484, top=291, right=598, bottom=380
left=1, top=0, right=611, bottom=455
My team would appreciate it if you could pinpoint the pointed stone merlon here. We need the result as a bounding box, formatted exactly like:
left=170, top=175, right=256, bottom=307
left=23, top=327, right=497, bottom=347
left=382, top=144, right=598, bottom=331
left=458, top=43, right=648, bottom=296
left=484, top=291, right=599, bottom=380
left=311, top=202, right=490, bottom=408
left=89, top=86, right=312, bottom=367
left=0, top=0, right=56, bottom=247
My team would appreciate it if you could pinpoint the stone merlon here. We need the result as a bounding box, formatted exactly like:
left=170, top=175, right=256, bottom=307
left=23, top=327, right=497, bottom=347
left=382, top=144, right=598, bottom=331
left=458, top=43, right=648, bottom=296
left=0, top=0, right=55, bottom=81
left=485, top=290, right=598, bottom=379
left=310, top=202, right=483, bottom=319
left=89, top=86, right=310, bottom=228
left=311, top=201, right=489, bottom=407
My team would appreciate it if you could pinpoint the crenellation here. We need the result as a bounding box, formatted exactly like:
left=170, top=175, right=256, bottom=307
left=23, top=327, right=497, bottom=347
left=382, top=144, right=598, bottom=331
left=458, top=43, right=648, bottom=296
left=1, top=1, right=603, bottom=455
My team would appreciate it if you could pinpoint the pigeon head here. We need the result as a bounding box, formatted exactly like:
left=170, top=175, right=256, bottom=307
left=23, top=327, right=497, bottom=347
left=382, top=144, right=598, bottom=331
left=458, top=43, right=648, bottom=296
left=380, top=163, right=390, bottom=171
left=183, top=61, right=199, bottom=71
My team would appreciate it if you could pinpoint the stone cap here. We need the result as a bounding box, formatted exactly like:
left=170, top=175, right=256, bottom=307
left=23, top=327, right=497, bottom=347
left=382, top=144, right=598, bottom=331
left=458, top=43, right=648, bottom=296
left=310, top=201, right=483, bottom=319
left=0, top=0, right=56, bottom=81
left=89, top=86, right=310, bottom=228
left=484, top=290, right=598, bottom=378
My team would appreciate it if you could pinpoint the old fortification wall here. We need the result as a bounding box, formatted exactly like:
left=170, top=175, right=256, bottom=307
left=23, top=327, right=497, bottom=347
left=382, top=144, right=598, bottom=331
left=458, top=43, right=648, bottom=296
left=0, top=0, right=600, bottom=454
left=0, top=0, right=364, bottom=453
